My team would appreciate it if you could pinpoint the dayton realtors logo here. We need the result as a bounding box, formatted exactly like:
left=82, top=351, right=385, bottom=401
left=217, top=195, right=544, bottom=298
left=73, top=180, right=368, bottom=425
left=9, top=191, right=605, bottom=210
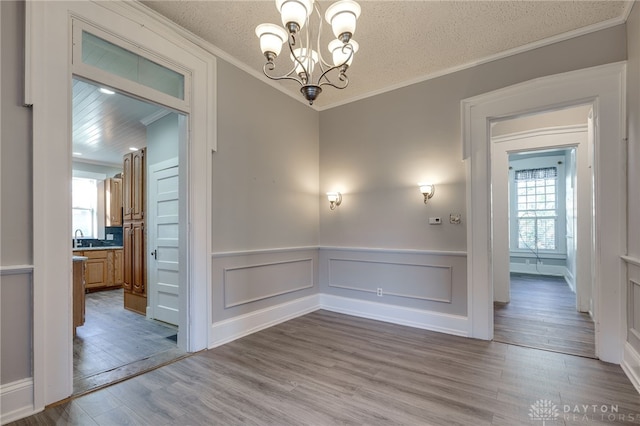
left=530, top=399, right=640, bottom=423
left=529, top=399, right=560, bottom=425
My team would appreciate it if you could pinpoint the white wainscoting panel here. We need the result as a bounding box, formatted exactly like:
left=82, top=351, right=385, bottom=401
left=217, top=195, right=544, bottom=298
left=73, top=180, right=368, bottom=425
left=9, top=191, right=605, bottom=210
left=211, top=247, right=319, bottom=325
left=0, top=379, right=34, bottom=425
left=320, top=247, right=467, bottom=317
left=622, top=258, right=640, bottom=391
left=328, top=258, right=452, bottom=302
left=1, top=267, right=34, bottom=424
left=224, top=258, right=314, bottom=308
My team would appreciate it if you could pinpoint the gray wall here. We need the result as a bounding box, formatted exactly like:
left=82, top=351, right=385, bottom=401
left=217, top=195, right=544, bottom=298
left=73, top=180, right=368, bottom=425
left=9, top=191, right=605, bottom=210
left=72, top=161, right=121, bottom=178
left=1, top=0, right=33, bottom=385
left=211, top=60, right=319, bottom=322
left=318, top=24, right=626, bottom=317
left=626, top=3, right=640, bottom=356
left=146, top=112, right=179, bottom=166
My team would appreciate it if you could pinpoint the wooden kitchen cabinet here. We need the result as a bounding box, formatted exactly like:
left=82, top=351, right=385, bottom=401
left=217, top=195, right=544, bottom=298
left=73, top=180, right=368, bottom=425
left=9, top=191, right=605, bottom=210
left=104, top=177, right=123, bottom=226
left=123, top=221, right=146, bottom=315
left=72, top=257, right=86, bottom=337
left=123, top=149, right=145, bottom=222
left=123, top=148, right=147, bottom=315
left=113, top=249, right=124, bottom=286
left=83, top=250, right=109, bottom=290
left=74, top=249, right=123, bottom=291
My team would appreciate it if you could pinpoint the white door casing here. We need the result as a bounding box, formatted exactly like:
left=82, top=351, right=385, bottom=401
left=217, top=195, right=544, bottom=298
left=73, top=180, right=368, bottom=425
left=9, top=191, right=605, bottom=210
left=148, top=159, right=180, bottom=326
left=27, top=0, right=214, bottom=409
left=462, top=62, right=626, bottom=363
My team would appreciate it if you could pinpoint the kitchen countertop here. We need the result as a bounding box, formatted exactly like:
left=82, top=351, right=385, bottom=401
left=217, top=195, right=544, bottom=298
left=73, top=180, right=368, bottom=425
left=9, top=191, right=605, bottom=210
left=72, top=255, right=88, bottom=261
left=73, top=246, right=123, bottom=251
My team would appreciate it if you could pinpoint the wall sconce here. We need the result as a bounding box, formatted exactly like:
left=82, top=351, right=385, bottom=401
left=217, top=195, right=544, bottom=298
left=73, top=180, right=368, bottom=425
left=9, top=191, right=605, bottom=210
left=419, top=183, right=435, bottom=204
left=327, top=192, right=342, bottom=210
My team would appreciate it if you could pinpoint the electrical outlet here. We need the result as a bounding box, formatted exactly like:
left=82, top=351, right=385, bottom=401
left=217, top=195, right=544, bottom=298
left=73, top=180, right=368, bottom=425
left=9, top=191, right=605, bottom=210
left=106, top=234, right=114, bottom=241
left=449, top=213, right=461, bottom=224
left=377, top=288, right=383, bottom=296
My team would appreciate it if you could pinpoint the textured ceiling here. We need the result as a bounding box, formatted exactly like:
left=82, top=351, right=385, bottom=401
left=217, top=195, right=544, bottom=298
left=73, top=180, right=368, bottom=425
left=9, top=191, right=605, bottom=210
left=141, top=0, right=630, bottom=109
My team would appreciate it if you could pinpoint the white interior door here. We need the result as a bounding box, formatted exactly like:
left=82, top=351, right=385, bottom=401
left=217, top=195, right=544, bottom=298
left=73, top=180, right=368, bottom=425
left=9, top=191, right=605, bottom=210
left=148, top=159, right=180, bottom=326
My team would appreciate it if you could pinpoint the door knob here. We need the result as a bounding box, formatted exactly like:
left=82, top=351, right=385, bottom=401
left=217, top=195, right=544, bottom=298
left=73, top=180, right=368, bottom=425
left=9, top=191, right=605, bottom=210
left=151, top=249, right=157, bottom=259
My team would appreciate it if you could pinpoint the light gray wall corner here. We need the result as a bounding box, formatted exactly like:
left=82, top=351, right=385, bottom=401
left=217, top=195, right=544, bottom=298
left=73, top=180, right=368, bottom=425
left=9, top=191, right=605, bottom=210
left=212, top=59, right=320, bottom=253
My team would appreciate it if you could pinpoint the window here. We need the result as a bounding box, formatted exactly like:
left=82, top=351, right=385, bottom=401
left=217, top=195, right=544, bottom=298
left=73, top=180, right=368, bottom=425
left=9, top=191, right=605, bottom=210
left=515, top=167, right=557, bottom=250
left=72, top=177, right=98, bottom=238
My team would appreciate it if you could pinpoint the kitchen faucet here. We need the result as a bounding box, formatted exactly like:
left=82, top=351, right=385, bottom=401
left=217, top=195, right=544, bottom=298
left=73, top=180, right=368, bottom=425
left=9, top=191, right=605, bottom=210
left=74, top=229, right=84, bottom=249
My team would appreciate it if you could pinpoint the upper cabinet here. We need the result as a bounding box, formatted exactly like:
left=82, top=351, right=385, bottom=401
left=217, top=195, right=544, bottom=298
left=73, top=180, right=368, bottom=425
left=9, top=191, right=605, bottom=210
left=104, top=177, right=123, bottom=227
left=123, top=148, right=145, bottom=221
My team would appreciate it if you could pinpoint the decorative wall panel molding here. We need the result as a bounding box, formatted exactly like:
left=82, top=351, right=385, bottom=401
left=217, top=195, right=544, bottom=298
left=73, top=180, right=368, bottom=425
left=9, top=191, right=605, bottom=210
left=328, top=258, right=452, bottom=303
left=223, top=258, right=314, bottom=308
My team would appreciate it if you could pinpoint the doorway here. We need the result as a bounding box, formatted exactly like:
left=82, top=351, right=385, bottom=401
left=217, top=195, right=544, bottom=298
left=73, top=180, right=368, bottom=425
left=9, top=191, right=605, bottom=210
left=71, top=78, right=187, bottom=394
left=462, top=62, right=626, bottom=363
left=489, top=106, right=596, bottom=358
left=29, top=0, right=213, bottom=407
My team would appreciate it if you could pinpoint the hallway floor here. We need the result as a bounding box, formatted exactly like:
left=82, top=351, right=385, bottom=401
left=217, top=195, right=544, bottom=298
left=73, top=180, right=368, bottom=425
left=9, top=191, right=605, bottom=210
left=494, top=273, right=595, bottom=358
left=74, top=288, right=186, bottom=395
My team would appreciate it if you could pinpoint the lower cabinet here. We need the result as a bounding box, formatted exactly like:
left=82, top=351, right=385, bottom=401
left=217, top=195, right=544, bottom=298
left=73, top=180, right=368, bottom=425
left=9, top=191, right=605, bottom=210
left=72, top=258, right=86, bottom=336
left=74, top=249, right=124, bottom=291
left=123, top=221, right=146, bottom=315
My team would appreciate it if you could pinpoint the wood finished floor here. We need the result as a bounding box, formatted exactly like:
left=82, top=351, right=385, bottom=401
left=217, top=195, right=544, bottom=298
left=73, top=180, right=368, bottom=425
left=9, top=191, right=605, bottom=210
left=74, top=289, right=185, bottom=395
left=494, top=273, right=595, bottom=358
left=12, top=310, right=640, bottom=425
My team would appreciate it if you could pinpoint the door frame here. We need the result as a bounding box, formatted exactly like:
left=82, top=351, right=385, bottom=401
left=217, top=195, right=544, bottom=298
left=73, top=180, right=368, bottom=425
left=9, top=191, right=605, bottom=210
left=461, top=62, right=626, bottom=363
left=26, top=0, right=215, bottom=408
left=491, top=125, right=591, bottom=312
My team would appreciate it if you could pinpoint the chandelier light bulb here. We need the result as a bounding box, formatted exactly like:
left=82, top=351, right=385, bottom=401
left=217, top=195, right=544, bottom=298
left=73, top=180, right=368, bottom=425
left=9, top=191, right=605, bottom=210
left=328, top=39, right=359, bottom=67
left=255, top=24, right=289, bottom=59
left=276, top=0, right=314, bottom=33
left=325, top=0, right=361, bottom=41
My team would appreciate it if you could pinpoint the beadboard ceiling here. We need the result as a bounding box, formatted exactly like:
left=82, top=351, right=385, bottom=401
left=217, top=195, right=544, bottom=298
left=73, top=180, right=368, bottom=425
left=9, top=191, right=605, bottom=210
left=73, top=1, right=631, bottom=166
left=72, top=78, right=168, bottom=166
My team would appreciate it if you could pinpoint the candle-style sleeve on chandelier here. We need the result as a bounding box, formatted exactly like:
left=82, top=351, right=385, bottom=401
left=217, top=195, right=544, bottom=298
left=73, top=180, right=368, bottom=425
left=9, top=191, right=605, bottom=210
left=255, top=0, right=361, bottom=105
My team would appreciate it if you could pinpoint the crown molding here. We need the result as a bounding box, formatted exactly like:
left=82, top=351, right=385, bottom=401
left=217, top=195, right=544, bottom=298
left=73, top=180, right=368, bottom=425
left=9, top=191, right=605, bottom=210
left=125, top=1, right=629, bottom=113
left=316, top=14, right=630, bottom=111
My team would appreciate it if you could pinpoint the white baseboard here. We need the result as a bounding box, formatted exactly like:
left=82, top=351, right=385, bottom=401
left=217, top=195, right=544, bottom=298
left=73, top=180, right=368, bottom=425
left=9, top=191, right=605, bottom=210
left=1, top=378, right=35, bottom=425
left=509, top=263, right=567, bottom=277
left=319, top=294, right=469, bottom=337
left=622, top=342, right=640, bottom=394
left=209, top=295, right=320, bottom=348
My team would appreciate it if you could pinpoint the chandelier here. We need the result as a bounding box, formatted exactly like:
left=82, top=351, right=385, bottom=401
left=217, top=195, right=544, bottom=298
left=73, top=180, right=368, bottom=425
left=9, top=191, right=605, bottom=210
left=255, top=0, right=361, bottom=105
